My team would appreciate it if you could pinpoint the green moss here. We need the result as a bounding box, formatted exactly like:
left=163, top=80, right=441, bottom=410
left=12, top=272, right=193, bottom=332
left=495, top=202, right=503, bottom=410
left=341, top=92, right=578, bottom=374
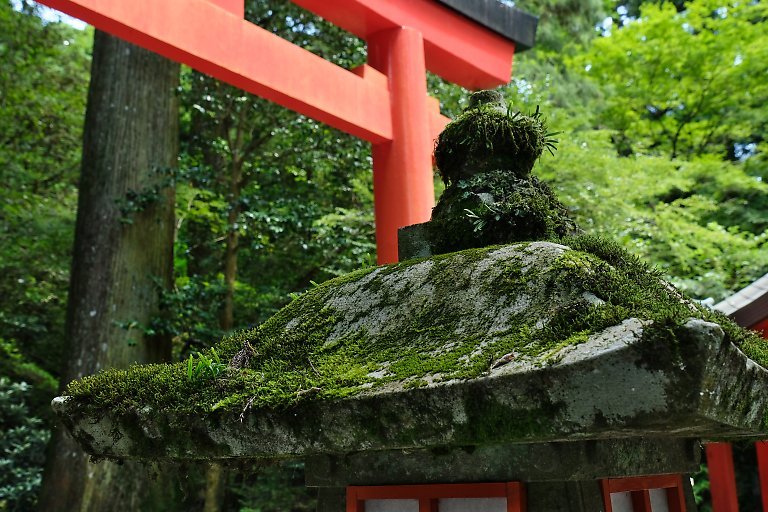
left=429, top=172, right=581, bottom=253
left=63, top=234, right=768, bottom=425
left=434, top=105, right=556, bottom=185
left=564, top=235, right=768, bottom=365
left=424, top=97, right=573, bottom=256
left=456, top=387, right=564, bottom=443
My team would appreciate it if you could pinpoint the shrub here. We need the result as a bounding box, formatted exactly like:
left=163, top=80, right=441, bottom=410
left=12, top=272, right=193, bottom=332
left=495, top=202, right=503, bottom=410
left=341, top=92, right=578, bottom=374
left=0, top=377, right=50, bottom=511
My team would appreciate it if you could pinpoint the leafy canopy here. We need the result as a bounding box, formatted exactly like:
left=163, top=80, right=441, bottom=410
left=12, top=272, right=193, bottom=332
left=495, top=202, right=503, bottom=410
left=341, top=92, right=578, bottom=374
left=579, top=0, right=768, bottom=159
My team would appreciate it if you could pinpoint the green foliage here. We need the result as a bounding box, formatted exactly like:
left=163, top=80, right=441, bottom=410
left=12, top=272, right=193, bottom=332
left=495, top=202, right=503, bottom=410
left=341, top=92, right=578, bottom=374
left=0, top=5, right=90, bottom=508
left=170, top=0, right=376, bottom=359
left=518, top=0, right=607, bottom=52
left=0, top=1, right=91, bottom=192
left=0, top=339, right=57, bottom=421
left=492, top=3, right=768, bottom=305
left=579, top=0, right=768, bottom=159
left=116, top=167, right=176, bottom=224
left=691, top=463, right=713, bottom=511
left=187, top=348, right=227, bottom=382
left=152, top=272, right=227, bottom=359
left=0, top=377, right=50, bottom=512
left=535, top=133, right=768, bottom=300
left=0, top=1, right=90, bottom=377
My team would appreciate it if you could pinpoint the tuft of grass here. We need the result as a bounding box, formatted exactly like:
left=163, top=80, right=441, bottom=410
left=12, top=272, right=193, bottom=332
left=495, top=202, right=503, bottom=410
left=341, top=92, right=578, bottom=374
left=186, top=348, right=227, bottom=382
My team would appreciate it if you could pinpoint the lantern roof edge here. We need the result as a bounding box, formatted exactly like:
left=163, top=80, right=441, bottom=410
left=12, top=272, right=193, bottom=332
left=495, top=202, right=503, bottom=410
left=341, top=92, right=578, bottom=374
left=435, top=0, right=538, bottom=51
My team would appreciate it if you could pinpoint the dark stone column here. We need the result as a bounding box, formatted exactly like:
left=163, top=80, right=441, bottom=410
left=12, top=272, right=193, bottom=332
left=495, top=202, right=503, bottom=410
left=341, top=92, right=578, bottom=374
left=316, top=487, right=346, bottom=512
left=528, top=481, right=605, bottom=512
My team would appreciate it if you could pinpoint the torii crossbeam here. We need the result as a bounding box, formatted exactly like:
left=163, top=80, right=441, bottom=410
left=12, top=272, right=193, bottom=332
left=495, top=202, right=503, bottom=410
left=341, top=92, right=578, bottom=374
left=37, top=0, right=537, bottom=263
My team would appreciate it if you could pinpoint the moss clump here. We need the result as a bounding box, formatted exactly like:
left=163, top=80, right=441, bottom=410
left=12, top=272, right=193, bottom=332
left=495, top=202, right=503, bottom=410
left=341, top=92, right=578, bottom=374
left=62, top=235, right=768, bottom=422
left=429, top=170, right=581, bottom=253
left=434, top=99, right=556, bottom=184
left=425, top=91, right=573, bottom=255
left=564, top=235, right=768, bottom=368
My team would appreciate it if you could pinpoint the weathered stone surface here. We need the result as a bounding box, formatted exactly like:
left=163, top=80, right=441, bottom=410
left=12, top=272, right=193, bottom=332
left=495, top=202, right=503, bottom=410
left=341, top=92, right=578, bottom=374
left=51, top=239, right=768, bottom=462
left=315, top=488, right=345, bottom=512
left=321, top=242, right=574, bottom=353
left=52, top=314, right=768, bottom=461
left=305, top=438, right=700, bottom=486
left=526, top=481, right=604, bottom=512
left=398, top=222, right=433, bottom=260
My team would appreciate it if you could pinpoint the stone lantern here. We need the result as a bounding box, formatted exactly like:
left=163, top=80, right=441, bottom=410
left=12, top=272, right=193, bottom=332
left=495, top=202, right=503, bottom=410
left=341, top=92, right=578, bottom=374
left=53, top=92, right=768, bottom=511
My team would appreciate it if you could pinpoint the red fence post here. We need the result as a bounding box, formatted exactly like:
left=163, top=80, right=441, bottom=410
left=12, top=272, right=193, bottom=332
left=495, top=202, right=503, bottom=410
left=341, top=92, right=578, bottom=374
left=707, top=442, right=739, bottom=511
left=368, top=27, right=435, bottom=264
left=756, top=441, right=768, bottom=511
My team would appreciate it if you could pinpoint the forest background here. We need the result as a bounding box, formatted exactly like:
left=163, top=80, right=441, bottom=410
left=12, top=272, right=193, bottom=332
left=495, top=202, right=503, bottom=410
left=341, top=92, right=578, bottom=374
left=1, top=0, right=766, bottom=510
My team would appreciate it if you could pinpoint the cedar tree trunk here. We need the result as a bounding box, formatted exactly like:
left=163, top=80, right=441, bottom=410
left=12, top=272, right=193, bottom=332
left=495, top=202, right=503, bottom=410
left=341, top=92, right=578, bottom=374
left=38, top=31, right=179, bottom=512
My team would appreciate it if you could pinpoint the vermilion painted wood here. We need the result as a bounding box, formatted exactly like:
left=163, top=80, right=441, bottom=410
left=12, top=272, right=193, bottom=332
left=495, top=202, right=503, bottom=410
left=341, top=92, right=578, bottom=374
left=292, top=0, right=517, bottom=90
left=758, top=331, right=768, bottom=511
left=757, top=442, right=768, bottom=511
left=752, top=318, right=768, bottom=338
left=600, top=480, right=613, bottom=512
left=750, top=292, right=768, bottom=509
left=667, top=485, right=685, bottom=512
left=632, top=490, right=652, bottom=512
left=761, top=320, right=768, bottom=512
left=350, top=482, right=509, bottom=499
left=507, top=481, right=526, bottom=512
left=602, top=474, right=687, bottom=512
left=350, top=64, right=449, bottom=154
left=209, top=0, right=243, bottom=17
left=345, top=488, right=362, bottom=512
left=603, top=474, right=683, bottom=493
left=37, top=0, right=457, bottom=262
left=369, top=28, right=435, bottom=264
left=707, top=443, right=740, bottom=512
left=37, top=0, right=479, bottom=261
left=38, top=0, right=395, bottom=143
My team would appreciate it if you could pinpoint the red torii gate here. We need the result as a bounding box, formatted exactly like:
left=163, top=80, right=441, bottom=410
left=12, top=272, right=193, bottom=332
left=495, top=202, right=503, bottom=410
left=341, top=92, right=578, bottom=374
left=711, top=278, right=768, bottom=511
left=37, top=0, right=537, bottom=263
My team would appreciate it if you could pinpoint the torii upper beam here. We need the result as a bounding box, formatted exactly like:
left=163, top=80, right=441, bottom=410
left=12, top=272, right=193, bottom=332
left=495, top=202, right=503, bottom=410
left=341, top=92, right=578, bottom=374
left=37, top=0, right=537, bottom=263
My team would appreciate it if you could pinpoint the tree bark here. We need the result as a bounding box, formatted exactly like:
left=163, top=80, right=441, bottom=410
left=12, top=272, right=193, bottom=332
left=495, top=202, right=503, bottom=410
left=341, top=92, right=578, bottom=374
left=38, top=31, right=179, bottom=512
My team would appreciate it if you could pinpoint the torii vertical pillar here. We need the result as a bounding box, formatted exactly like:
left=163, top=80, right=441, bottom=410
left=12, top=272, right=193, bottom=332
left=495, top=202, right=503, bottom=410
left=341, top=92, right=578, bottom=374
left=368, top=28, right=435, bottom=264
left=707, top=442, right=739, bottom=511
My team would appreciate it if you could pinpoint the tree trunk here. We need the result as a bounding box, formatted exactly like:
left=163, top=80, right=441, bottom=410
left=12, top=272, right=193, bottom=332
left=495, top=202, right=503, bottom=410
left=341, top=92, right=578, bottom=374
left=38, top=31, right=179, bottom=512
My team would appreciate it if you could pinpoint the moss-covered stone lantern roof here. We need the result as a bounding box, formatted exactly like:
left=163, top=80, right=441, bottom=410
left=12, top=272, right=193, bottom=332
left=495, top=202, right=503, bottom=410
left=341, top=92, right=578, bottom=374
left=52, top=92, right=768, bottom=465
